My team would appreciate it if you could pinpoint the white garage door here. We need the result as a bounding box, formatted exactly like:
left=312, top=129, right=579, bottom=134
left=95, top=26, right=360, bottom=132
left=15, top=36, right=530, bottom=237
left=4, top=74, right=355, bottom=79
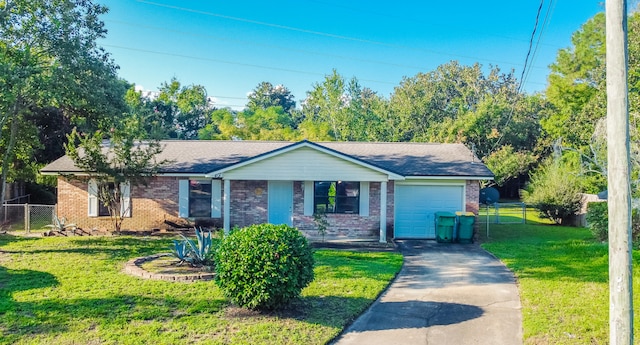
left=395, top=184, right=464, bottom=239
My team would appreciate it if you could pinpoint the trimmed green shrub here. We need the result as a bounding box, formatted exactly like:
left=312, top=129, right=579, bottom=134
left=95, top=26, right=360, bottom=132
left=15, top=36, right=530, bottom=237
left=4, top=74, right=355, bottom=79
left=586, top=202, right=640, bottom=245
left=586, top=202, right=608, bottom=241
left=215, top=224, right=315, bottom=310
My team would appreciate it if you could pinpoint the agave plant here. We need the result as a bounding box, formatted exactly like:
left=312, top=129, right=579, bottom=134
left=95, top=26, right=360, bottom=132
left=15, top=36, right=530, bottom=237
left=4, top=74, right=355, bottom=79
left=45, top=216, right=77, bottom=233
left=181, top=227, right=213, bottom=265
left=169, top=227, right=214, bottom=266
left=169, top=239, right=190, bottom=265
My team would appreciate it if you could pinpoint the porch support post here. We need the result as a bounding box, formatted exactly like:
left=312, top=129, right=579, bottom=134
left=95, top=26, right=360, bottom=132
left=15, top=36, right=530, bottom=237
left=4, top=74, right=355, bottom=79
left=379, top=181, right=387, bottom=243
left=223, top=179, right=231, bottom=235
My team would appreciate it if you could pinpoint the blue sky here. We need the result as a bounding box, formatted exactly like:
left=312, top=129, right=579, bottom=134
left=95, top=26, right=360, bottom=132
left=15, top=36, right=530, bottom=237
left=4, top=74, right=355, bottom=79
left=99, top=1, right=605, bottom=109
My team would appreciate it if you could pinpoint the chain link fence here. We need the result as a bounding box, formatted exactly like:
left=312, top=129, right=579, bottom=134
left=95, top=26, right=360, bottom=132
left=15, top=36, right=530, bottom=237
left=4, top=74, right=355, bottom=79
left=477, top=202, right=527, bottom=224
left=1, top=204, right=56, bottom=233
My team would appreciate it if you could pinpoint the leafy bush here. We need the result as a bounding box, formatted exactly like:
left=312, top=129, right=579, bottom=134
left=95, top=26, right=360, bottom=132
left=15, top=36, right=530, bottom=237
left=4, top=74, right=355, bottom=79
left=586, top=202, right=640, bottom=245
left=169, top=227, right=216, bottom=266
left=521, top=157, right=582, bottom=224
left=586, top=202, right=608, bottom=241
left=215, top=224, right=315, bottom=310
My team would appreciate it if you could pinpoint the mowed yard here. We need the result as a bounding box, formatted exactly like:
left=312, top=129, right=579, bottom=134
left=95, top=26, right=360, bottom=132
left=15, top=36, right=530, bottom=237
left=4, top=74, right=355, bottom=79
left=479, top=213, right=640, bottom=344
left=0, top=235, right=402, bottom=345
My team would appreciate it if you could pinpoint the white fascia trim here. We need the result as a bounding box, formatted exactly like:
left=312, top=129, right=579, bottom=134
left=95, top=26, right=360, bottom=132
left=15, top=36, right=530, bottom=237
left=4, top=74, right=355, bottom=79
left=205, top=141, right=405, bottom=180
left=404, top=175, right=494, bottom=181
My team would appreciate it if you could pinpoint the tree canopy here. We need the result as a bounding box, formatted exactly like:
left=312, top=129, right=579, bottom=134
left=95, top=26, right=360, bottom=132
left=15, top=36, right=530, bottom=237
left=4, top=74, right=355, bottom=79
left=0, top=0, right=128, bottom=203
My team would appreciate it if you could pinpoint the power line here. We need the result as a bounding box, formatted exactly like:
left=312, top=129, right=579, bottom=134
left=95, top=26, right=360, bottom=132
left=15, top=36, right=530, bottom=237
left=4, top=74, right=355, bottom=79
left=521, top=0, right=556, bottom=89
left=135, top=0, right=539, bottom=68
left=308, top=0, right=564, bottom=50
left=488, top=0, right=547, bottom=155
left=518, top=0, right=546, bottom=93
left=102, top=44, right=398, bottom=86
left=104, top=19, right=450, bottom=72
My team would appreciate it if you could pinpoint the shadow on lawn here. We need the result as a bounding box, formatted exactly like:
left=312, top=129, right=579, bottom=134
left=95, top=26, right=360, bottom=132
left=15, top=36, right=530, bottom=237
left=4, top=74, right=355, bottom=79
left=0, top=236, right=169, bottom=261
left=0, top=265, right=60, bottom=341
left=223, top=295, right=383, bottom=328
left=0, top=233, right=44, bottom=247
left=0, top=265, right=59, bottom=291
left=0, top=290, right=228, bottom=343
left=1, top=292, right=380, bottom=343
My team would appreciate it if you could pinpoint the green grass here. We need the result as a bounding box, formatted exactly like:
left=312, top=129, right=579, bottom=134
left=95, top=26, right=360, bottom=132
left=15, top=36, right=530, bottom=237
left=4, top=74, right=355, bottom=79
left=479, top=216, right=640, bottom=344
left=0, top=235, right=403, bottom=344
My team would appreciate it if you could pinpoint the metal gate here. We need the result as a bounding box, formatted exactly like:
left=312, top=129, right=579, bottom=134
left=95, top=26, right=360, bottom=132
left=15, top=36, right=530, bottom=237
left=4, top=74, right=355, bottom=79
left=1, top=204, right=56, bottom=233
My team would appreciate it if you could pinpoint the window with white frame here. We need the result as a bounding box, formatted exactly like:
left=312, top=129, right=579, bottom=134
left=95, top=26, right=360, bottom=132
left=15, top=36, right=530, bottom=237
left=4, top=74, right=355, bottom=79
left=314, top=181, right=360, bottom=214
left=178, top=179, right=222, bottom=218
left=189, top=180, right=212, bottom=217
left=97, top=182, right=115, bottom=217
left=88, top=179, right=131, bottom=217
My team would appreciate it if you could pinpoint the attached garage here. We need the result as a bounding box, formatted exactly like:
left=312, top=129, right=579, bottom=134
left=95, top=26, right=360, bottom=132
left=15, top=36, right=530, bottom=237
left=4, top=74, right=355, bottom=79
left=394, top=183, right=465, bottom=239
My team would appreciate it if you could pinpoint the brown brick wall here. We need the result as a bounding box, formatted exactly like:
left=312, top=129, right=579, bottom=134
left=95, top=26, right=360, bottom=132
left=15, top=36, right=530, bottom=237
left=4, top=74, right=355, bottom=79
left=229, top=180, right=268, bottom=228
left=56, top=176, right=181, bottom=231
left=465, top=180, right=480, bottom=215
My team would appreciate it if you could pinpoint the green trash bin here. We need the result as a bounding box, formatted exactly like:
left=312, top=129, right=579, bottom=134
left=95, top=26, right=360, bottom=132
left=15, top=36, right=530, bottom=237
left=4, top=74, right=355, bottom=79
left=435, top=212, right=456, bottom=243
left=456, top=211, right=475, bottom=244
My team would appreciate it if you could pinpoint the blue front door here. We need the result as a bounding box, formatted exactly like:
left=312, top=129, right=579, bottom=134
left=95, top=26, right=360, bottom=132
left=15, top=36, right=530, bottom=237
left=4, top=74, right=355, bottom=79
left=268, top=181, right=293, bottom=226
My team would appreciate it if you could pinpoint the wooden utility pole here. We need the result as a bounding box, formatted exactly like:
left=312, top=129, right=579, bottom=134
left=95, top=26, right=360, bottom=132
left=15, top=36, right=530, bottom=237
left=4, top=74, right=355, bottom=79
left=606, top=0, right=634, bottom=344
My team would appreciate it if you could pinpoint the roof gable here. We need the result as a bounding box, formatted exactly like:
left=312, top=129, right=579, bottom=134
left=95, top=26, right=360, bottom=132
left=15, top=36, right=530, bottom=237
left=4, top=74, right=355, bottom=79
left=213, top=141, right=403, bottom=181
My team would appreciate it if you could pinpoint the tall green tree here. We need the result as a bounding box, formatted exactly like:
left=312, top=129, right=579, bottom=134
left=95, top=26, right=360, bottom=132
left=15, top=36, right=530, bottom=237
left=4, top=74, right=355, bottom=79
left=0, top=0, right=127, bottom=204
left=388, top=61, right=517, bottom=142
left=151, top=78, right=211, bottom=139
left=65, top=125, right=167, bottom=232
left=388, top=61, right=540, bottom=188
left=542, top=13, right=607, bottom=152
left=301, top=70, right=387, bottom=141
left=199, top=106, right=299, bottom=141
left=247, top=82, right=297, bottom=115
left=198, top=108, right=238, bottom=140
left=543, top=10, right=640, bottom=192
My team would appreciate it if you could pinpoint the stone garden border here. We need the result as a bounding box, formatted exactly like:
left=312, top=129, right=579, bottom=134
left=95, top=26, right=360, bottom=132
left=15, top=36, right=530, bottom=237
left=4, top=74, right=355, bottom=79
left=124, top=253, right=215, bottom=282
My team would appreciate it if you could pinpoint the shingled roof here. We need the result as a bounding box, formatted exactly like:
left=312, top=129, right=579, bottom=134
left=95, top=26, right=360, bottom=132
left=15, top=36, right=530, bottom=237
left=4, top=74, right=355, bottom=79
left=41, top=140, right=493, bottom=178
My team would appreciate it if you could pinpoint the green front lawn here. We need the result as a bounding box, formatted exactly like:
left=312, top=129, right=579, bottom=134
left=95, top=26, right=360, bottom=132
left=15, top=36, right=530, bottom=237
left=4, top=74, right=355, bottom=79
left=0, top=235, right=403, bottom=344
left=480, top=220, right=640, bottom=344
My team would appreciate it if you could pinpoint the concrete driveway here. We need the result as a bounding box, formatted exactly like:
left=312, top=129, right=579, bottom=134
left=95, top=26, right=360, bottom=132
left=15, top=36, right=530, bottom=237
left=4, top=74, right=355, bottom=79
left=332, top=240, right=522, bottom=345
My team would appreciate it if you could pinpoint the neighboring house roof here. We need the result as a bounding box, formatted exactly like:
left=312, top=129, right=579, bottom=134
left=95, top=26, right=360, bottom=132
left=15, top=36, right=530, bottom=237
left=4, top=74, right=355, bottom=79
left=41, top=140, right=494, bottom=179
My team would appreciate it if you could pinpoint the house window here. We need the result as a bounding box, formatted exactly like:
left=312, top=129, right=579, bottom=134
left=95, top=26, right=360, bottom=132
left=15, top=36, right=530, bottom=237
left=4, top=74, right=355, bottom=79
left=178, top=179, right=220, bottom=218
left=314, top=181, right=359, bottom=214
left=189, top=180, right=212, bottom=217
left=97, top=182, right=115, bottom=216
left=88, top=179, right=131, bottom=217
